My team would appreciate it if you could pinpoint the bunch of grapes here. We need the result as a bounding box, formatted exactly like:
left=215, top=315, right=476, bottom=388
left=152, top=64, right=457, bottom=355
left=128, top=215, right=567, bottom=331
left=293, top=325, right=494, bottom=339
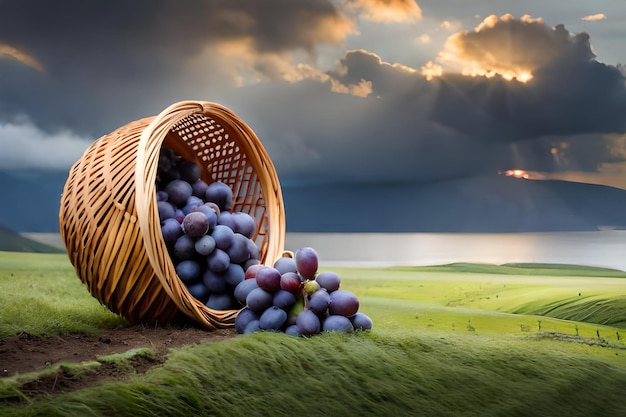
left=157, top=148, right=261, bottom=311
left=234, top=247, right=373, bottom=336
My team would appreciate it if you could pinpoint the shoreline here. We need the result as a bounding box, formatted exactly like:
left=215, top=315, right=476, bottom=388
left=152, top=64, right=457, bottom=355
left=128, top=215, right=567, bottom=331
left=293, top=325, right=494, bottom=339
left=19, top=231, right=626, bottom=272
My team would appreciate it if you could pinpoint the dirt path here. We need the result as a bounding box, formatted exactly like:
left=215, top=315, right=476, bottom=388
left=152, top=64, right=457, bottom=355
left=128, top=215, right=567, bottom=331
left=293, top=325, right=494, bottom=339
left=0, top=325, right=237, bottom=399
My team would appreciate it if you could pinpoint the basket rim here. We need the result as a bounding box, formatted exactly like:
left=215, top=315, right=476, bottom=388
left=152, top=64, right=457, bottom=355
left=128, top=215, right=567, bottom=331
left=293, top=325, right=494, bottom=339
left=134, top=100, right=286, bottom=328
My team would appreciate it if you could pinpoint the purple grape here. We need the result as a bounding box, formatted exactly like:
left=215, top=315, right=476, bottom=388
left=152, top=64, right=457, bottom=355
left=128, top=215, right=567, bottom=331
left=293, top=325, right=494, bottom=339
left=280, top=272, right=302, bottom=293
left=322, top=315, right=354, bottom=333
left=156, top=190, right=169, bottom=202
left=176, top=260, right=201, bottom=283
left=174, top=234, right=195, bottom=260
left=205, top=181, right=233, bottom=211
left=231, top=211, right=256, bottom=238
left=295, top=309, right=321, bottom=335
left=158, top=148, right=177, bottom=174
left=295, top=247, right=319, bottom=279
left=174, top=209, right=185, bottom=223
left=187, top=281, right=210, bottom=304
left=329, top=290, right=360, bottom=317
left=350, top=312, right=373, bottom=331
left=244, top=264, right=264, bottom=280
left=234, top=277, right=259, bottom=305
left=195, top=235, right=216, bottom=256
left=223, top=263, right=245, bottom=287
left=206, top=248, right=230, bottom=272
left=216, top=211, right=236, bottom=229
left=246, top=239, right=260, bottom=261
left=255, top=267, right=282, bottom=293
left=273, top=289, right=297, bottom=309
left=204, top=202, right=221, bottom=217
left=259, top=306, right=288, bottom=331
left=235, top=308, right=259, bottom=334
left=211, top=225, right=234, bottom=250
left=161, top=168, right=181, bottom=183
left=315, top=271, right=341, bottom=293
left=202, top=269, right=227, bottom=292
left=308, top=289, right=330, bottom=315
left=285, top=324, right=301, bottom=337
left=273, top=257, right=297, bottom=275
left=182, top=196, right=204, bottom=215
left=179, top=160, right=201, bottom=183
left=206, top=292, right=235, bottom=310
left=246, top=288, right=273, bottom=312
left=165, top=179, right=193, bottom=207
left=158, top=201, right=176, bottom=222
left=244, top=257, right=260, bottom=272
left=182, top=212, right=210, bottom=238
left=243, top=319, right=260, bottom=334
left=192, top=205, right=218, bottom=229
left=227, top=233, right=251, bottom=264
left=161, top=218, right=182, bottom=246
left=191, top=179, right=209, bottom=198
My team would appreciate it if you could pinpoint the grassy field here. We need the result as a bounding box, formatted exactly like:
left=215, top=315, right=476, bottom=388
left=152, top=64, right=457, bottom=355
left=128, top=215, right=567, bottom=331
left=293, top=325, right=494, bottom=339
left=1, top=252, right=626, bottom=416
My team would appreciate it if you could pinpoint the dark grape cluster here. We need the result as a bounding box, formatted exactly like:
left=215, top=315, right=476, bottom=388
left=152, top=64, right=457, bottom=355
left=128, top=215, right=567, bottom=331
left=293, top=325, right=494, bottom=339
left=157, top=148, right=261, bottom=310
left=234, top=247, right=373, bottom=336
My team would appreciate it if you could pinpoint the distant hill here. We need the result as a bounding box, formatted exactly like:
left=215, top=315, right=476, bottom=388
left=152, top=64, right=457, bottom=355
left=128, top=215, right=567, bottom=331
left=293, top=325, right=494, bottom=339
left=0, top=224, right=65, bottom=253
left=3, top=167, right=626, bottom=233
left=282, top=175, right=626, bottom=232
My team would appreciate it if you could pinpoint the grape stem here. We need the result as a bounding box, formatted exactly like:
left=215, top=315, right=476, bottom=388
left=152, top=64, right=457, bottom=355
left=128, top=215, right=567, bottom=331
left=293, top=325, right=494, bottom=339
left=301, top=286, right=311, bottom=310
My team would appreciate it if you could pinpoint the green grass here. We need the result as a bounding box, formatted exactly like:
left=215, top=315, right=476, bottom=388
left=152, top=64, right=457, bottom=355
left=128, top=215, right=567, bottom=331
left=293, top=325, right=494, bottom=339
left=0, top=252, right=127, bottom=337
left=3, top=332, right=626, bottom=417
left=1, top=252, right=626, bottom=416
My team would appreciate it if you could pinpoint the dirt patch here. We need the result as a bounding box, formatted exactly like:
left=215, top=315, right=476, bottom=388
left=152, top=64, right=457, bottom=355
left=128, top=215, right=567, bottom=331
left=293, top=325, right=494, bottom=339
left=0, top=324, right=237, bottom=398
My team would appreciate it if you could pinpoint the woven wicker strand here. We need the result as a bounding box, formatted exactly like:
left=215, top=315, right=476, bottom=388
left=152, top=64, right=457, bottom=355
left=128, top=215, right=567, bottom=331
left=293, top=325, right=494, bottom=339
left=60, top=100, right=286, bottom=329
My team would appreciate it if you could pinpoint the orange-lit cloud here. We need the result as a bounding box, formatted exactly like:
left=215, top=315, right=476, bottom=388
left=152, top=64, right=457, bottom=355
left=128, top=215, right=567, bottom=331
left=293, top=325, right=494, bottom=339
left=0, top=42, right=44, bottom=73
left=499, top=169, right=530, bottom=179
left=190, top=6, right=357, bottom=87
left=440, top=20, right=462, bottom=32
left=498, top=134, right=626, bottom=190
left=416, top=34, right=431, bottom=44
left=520, top=171, right=626, bottom=191
left=420, top=60, right=442, bottom=80
left=347, top=0, right=422, bottom=23
left=427, top=14, right=594, bottom=83
left=330, top=77, right=373, bottom=97
left=326, top=49, right=418, bottom=96
left=582, top=13, right=606, bottom=21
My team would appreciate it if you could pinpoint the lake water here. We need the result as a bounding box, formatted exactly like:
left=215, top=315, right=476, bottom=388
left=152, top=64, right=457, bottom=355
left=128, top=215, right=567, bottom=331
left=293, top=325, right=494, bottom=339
left=22, top=231, right=626, bottom=272
left=285, top=231, right=626, bottom=271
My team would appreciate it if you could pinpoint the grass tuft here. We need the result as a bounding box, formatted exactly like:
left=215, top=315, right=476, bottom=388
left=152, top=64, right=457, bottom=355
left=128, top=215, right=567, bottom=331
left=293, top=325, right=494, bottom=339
left=3, top=332, right=626, bottom=417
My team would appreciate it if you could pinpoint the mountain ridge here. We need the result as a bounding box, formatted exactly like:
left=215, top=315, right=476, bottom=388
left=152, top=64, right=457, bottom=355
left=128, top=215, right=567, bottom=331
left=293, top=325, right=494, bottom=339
left=3, top=168, right=626, bottom=233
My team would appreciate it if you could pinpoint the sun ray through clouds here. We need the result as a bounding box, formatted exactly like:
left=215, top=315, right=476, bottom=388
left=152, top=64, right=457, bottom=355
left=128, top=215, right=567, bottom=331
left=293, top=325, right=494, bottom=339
left=0, top=42, right=45, bottom=73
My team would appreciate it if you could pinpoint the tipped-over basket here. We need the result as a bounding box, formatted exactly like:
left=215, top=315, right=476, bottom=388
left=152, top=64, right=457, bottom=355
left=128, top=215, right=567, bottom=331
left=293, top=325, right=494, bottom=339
left=59, top=100, right=286, bottom=330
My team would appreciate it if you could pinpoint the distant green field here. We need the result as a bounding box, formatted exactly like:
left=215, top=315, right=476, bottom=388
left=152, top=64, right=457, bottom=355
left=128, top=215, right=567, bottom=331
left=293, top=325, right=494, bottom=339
left=1, top=252, right=626, bottom=416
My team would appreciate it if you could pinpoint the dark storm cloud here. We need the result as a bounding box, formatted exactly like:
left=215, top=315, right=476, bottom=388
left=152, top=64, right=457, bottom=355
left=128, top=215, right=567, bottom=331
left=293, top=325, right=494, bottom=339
left=1, top=7, right=625, bottom=186
left=224, top=18, right=626, bottom=185
left=429, top=16, right=626, bottom=140
left=442, top=15, right=596, bottom=71
left=0, top=0, right=353, bottom=136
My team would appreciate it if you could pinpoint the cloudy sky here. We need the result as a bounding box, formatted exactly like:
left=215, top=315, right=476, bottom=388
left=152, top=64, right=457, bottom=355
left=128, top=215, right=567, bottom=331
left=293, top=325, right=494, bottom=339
left=1, top=0, right=626, bottom=192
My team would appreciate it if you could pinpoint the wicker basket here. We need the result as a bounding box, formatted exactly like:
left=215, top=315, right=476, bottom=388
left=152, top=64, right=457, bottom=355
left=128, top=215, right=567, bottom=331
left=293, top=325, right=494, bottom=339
left=59, top=100, right=286, bottom=330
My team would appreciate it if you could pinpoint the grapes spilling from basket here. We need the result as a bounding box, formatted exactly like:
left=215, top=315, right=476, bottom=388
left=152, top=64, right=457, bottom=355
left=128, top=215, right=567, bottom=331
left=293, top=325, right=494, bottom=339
left=234, top=247, right=373, bottom=336
left=157, top=148, right=372, bottom=335
left=157, top=148, right=260, bottom=310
